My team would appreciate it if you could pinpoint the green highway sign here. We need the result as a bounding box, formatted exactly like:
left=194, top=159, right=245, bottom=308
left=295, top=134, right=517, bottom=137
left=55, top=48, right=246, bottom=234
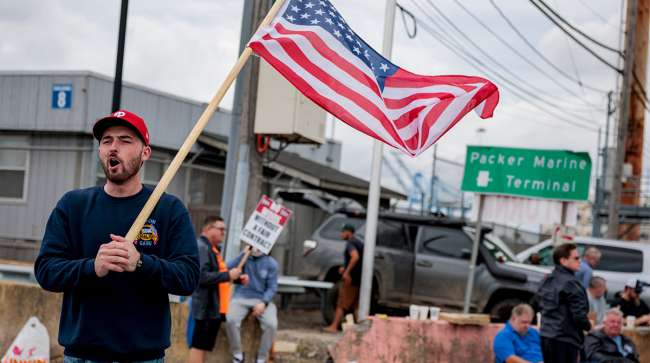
left=461, top=146, right=591, bottom=201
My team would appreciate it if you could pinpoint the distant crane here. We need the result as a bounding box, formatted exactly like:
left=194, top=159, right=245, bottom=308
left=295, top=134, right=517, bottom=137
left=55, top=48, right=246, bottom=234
left=389, top=151, right=467, bottom=216
left=382, top=158, right=410, bottom=194
left=389, top=152, right=427, bottom=213
left=382, top=157, right=426, bottom=213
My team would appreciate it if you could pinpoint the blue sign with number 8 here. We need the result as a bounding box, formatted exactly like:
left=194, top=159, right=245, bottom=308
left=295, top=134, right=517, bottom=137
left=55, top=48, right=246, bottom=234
left=52, top=84, right=72, bottom=109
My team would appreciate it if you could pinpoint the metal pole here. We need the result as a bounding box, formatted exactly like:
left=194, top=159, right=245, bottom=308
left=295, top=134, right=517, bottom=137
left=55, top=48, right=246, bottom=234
left=608, top=0, right=638, bottom=238
left=460, top=192, right=465, bottom=221
left=463, top=193, right=484, bottom=314
left=592, top=127, right=602, bottom=236
left=429, top=144, right=438, bottom=212
left=221, top=0, right=254, bottom=239
left=596, top=127, right=602, bottom=184
left=593, top=91, right=613, bottom=237
left=111, top=0, right=129, bottom=112
left=420, top=191, right=425, bottom=215
left=358, top=0, right=395, bottom=322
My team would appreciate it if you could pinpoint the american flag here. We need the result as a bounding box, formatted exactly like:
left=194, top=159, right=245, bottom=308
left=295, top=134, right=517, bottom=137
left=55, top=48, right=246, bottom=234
left=249, top=0, right=499, bottom=157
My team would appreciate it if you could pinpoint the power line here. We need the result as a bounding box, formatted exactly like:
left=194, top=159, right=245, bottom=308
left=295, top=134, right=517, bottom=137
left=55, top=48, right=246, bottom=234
left=419, top=0, right=602, bottom=125
left=497, top=107, right=603, bottom=133
left=451, top=0, right=605, bottom=112
left=536, top=0, right=624, bottom=55
left=410, top=1, right=601, bottom=132
left=407, top=1, right=600, bottom=133
left=527, top=0, right=623, bottom=73
left=633, top=72, right=650, bottom=109
left=550, top=0, right=598, bottom=124
left=551, top=0, right=586, bottom=107
left=576, top=0, right=623, bottom=31
left=488, top=0, right=610, bottom=94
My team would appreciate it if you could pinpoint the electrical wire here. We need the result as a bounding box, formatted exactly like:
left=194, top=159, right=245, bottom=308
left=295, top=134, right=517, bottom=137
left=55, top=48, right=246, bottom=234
left=421, top=0, right=602, bottom=124
left=550, top=0, right=599, bottom=123
left=488, top=0, right=610, bottom=94
left=576, top=0, right=623, bottom=31
left=633, top=72, right=650, bottom=110
left=536, top=0, right=624, bottom=55
left=407, top=1, right=600, bottom=133
left=451, top=0, right=605, bottom=112
left=528, top=0, right=623, bottom=72
left=397, top=3, right=417, bottom=39
left=412, top=1, right=600, bottom=131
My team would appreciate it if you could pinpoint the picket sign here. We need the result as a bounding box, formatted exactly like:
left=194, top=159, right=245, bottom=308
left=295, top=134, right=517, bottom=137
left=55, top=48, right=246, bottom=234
left=2, top=317, right=49, bottom=363
left=240, top=195, right=292, bottom=255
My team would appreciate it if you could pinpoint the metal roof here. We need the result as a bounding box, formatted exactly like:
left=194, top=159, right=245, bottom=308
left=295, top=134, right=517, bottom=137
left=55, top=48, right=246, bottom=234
left=198, top=134, right=405, bottom=200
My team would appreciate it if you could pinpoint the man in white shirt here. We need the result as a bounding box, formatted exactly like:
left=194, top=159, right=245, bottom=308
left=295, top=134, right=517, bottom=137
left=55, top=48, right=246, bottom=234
left=587, top=276, right=608, bottom=326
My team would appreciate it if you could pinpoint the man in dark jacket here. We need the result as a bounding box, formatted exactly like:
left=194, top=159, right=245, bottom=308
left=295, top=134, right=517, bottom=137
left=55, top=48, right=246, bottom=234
left=584, top=308, right=640, bottom=363
left=188, top=216, right=243, bottom=363
left=35, top=110, right=200, bottom=363
left=534, top=242, right=591, bottom=362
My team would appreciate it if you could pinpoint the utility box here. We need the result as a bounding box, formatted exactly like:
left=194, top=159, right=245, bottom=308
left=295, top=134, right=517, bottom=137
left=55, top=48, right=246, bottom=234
left=254, top=59, right=326, bottom=144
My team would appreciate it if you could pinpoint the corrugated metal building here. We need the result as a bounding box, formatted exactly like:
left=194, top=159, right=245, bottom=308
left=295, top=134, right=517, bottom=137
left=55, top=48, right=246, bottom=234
left=0, top=71, right=403, bottom=274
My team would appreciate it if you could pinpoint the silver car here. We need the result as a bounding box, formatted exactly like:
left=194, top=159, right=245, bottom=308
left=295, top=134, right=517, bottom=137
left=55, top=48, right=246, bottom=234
left=516, top=237, right=650, bottom=305
left=300, top=213, right=546, bottom=322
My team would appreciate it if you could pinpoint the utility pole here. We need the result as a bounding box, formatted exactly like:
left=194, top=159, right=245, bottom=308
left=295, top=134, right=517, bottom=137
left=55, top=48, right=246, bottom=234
left=592, top=91, right=614, bottom=237
left=221, top=0, right=254, bottom=241
left=608, top=0, right=639, bottom=239
left=620, top=0, right=649, bottom=240
left=224, top=0, right=271, bottom=261
left=111, top=0, right=129, bottom=112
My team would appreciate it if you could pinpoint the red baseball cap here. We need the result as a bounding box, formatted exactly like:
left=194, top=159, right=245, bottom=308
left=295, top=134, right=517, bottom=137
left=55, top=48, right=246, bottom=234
left=93, top=109, right=150, bottom=145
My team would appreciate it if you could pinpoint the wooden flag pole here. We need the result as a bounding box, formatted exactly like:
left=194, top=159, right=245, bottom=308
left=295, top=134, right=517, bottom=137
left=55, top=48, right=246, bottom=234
left=125, top=0, right=286, bottom=241
left=236, top=246, right=253, bottom=270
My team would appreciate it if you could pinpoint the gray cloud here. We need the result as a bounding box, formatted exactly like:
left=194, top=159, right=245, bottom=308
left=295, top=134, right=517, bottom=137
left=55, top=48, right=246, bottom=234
left=0, top=0, right=632, bottom=199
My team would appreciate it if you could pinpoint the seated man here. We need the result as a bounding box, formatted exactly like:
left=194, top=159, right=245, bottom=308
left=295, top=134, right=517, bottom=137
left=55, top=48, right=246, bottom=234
left=225, top=247, right=278, bottom=363
left=584, top=309, right=640, bottom=363
left=612, top=278, right=650, bottom=326
left=587, top=276, right=608, bottom=326
left=493, top=304, right=543, bottom=363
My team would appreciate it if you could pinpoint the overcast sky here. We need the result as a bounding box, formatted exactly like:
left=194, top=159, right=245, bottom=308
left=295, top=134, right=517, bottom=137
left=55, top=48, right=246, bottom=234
left=0, top=0, right=634, bottom=203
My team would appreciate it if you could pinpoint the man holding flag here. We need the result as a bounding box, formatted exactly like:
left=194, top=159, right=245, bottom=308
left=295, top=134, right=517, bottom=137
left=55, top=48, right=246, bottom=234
left=35, top=110, right=200, bottom=363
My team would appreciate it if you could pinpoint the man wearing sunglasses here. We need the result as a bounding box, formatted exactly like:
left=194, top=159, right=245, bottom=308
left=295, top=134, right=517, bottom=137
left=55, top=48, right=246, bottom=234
left=188, top=216, right=245, bottom=363
left=534, top=242, right=591, bottom=363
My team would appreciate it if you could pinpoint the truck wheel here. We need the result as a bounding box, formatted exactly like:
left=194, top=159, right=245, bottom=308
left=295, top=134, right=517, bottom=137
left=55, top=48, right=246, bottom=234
left=489, top=298, right=524, bottom=323
left=321, top=281, right=340, bottom=324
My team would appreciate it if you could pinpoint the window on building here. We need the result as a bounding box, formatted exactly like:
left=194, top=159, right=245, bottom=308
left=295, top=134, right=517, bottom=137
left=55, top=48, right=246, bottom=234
left=142, top=160, right=165, bottom=187
left=0, top=138, right=29, bottom=201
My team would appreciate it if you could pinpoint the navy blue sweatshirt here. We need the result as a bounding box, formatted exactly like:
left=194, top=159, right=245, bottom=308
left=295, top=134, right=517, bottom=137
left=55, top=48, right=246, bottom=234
left=34, top=186, right=200, bottom=361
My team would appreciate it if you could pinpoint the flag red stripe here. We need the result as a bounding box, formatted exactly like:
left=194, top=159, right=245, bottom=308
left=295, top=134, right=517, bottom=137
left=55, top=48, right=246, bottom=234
left=249, top=41, right=397, bottom=148
left=384, top=92, right=454, bottom=110
left=274, top=23, right=382, bottom=98
left=420, top=84, right=498, bottom=148
left=385, top=70, right=493, bottom=89
left=418, top=98, right=456, bottom=148
left=260, top=33, right=407, bottom=149
left=393, top=105, right=427, bottom=129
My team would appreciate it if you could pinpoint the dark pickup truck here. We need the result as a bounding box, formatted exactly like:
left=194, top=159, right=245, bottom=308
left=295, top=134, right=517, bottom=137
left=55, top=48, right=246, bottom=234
left=299, top=212, right=546, bottom=322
